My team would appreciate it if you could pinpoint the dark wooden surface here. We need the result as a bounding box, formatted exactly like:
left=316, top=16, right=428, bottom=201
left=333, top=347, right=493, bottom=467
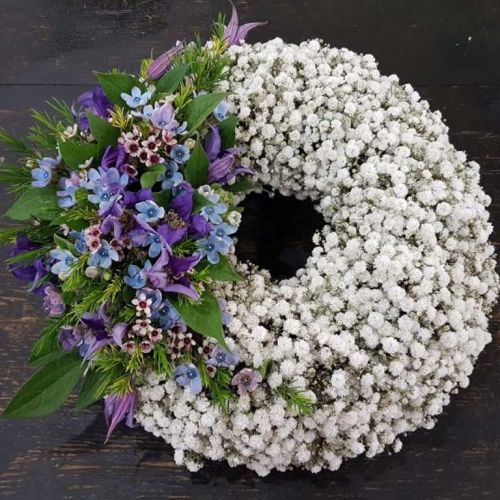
left=0, top=1, right=499, bottom=498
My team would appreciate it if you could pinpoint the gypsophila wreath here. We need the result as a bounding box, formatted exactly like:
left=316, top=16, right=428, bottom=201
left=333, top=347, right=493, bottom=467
left=1, top=5, right=498, bottom=476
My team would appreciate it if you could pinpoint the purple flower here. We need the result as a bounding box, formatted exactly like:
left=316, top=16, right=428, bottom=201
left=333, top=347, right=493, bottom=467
left=59, top=325, right=83, bottom=351
left=43, top=285, right=66, bottom=317
left=147, top=42, right=184, bottom=80
left=174, top=364, right=202, bottom=394
left=231, top=368, right=262, bottom=396
left=8, top=236, right=48, bottom=292
left=101, top=145, right=127, bottom=170
left=223, top=4, right=266, bottom=46
left=151, top=102, right=177, bottom=130
left=104, top=391, right=136, bottom=442
left=73, top=86, right=113, bottom=130
left=208, top=346, right=240, bottom=368
left=84, top=167, right=129, bottom=210
left=32, top=157, right=58, bottom=187
left=170, top=181, right=194, bottom=221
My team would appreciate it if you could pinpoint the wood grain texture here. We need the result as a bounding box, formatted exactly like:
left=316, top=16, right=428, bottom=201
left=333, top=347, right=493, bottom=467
left=0, top=1, right=499, bottom=498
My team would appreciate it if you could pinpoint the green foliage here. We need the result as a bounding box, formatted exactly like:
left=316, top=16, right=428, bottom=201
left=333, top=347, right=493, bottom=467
left=58, top=140, right=97, bottom=169
left=6, top=186, right=58, bottom=221
left=199, top=363, right=235, bottom=413
left=0, top=128, right=37, bottom=158
left=184, top=141, right=209, bottom=187
left=140, top=163, right=166, bottom=188
left=154, top=189, right=172, bottom=210
left=95, top=72, right=144, bottom=106
left=0, top=163, right=32, bottom=193
left=170, top=291, right=227, bottom=348
left=28, top=109, right=65, bottom=151
left=275, top=384, right=315, bottom=416
left=76, top=368, right=108, bottom=409
left=184, top=92, right=227, bottom=133
left=225, top=179, right=255, bottom=193
left=192, top=191, right=212, bottom=213
left=155, top=63, right=190, bottom=94
left=3, top=352, right=84, bottom=418
left=86, top=112, right=120, bottom=155
left=197, top=255, right=243, bottom=282
left=29, top=315, right=73, bottom=366
left=219, top=115, right=238, bottom=149
left=5, top=246, right=49, bottom=266
left=153, top=343, right=173, bottom=377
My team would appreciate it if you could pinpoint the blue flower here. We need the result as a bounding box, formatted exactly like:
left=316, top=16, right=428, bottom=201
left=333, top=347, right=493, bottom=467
left=170, top=144, right=190, bottom=164
left=70, top=231, right=86, bottom=253
left=197, top=234, right=228, bottom=264
left=143, top=233, right=163, bottom=258
left=84, top=167, right=128, bottom=210
left=88, top=240, right=119, bottom=269
left=213, top=100, right=230, bottom=122
left=136, top=200, right=165, bottom=223
left=131, top=104, right=154, bottom=120
left=201, top=202, right=227, bottom=225
left=120, top=86, right=152, bottom=108
left=32, top=157, right=58, bottom=188
left=124, top=264, right=147, bottom=289
left=153, top=300, right=180, bottom=329
left=174, top=363, right=202, bottom=394
left=161, top=161, right=183, bottom=190
left=50, top=249, right=77, bottom=277
left=207, top=346, right=240, bottom=368
left=211, top=223, right=237, bottom=248
left=57, top=184, right=78, bottom=208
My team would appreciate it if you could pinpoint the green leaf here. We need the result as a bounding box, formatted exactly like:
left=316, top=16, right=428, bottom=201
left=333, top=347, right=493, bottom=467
left=154, top=189, right=172, bottom=210
left=95, top=72, right=143, bottom=106
left=185, top=92, right=226, bottom=132
left=225, top=179, right=255, bottom=193
left=58, top=140, right=97, bottom=169
left=219, top=116, right=238, bottom=149
left=76, top=369, right=107, bottom=409
left=192, top=192, right=212, bottom=213
left=184, top=142, right=209, bottom=187
left=140, top=164, right=166, bottom=188
left=86, top=112, right=120, bottom=155
left=54, top=234, right=77, bottom=253
left=203, top=255, right=243, bottom=282
left=170, top=291, right=226, bottom=348
left=3, top=353, right=85, bottom=418
left=156, top=63, right=190, bottom=94
left=6, top=187, right=58, bottom=221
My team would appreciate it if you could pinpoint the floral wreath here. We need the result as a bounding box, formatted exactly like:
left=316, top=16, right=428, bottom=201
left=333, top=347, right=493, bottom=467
left=1, top=5, right=498, bottom=476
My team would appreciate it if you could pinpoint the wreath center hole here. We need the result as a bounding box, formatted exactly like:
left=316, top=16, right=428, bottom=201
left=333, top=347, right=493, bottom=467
left=235, top=191, right=324, bottom=280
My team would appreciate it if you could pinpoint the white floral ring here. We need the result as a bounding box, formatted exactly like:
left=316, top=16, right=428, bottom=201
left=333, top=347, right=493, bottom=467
left=136, top=39, right=499, bottom=476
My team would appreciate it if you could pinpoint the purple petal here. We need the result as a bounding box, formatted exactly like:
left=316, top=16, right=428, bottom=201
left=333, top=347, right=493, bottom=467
left=204, top=126, right=222, bottom=161
left=147, top=43, right=184, bottom=80
left=223, top=4, right=239, bottom=45
left=162, top=282, right=199, bottom=300
left=170, top=182, right=194, bottom=221
left=188, top=214, right=211, bottom=238
left=234, top=22, right=267, bottom=44
left=111, top=323, right=128, bottom=347
left=157, top=224, right=187, bottom=246
left=208, top=155, right=235, bottom=183
left=169, top=253, right=201, bottom=276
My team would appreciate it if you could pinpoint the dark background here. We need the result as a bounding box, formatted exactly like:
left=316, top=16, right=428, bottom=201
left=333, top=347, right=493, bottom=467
left=0, top=1, right=499, bottom=498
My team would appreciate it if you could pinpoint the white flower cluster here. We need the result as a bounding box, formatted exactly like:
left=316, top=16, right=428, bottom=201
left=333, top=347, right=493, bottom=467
left=136, top=39, right=499, bottom=476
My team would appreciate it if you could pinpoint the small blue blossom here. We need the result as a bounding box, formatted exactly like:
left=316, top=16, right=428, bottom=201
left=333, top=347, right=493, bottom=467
left=211, top=223, right=237, bottom=248
left=197, top=234, right=229, bottom=264
left=50, top=249, right=77, bottom=277
left=213, top=100, right=230, bottom=121
left=170, top=144, right=191, bottom=164
left=120, top=86, right=152, bottom=108
left=143, top=233, right=163, bottom=258
left=161, top=161, right=184, bottom=190
left=88, top=240, right=119, bottom=269
left=201, top=202, right=227, bottom=225
left=131, top=104, right=154, bottom=120
left=153, top=300, right=180, bottom=329
left=57, top=184, right=78, bottom=208
left=124, top=264, right=147, bottom=289
left=70, top=231, right=86, bottom=254
left=136, top=200, right=165, bottom=223
left=174, top=363, right=202, bottom=394
left=32, top=157, right=58, bottom=188
left=207, top=346, right=240, bottom=368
